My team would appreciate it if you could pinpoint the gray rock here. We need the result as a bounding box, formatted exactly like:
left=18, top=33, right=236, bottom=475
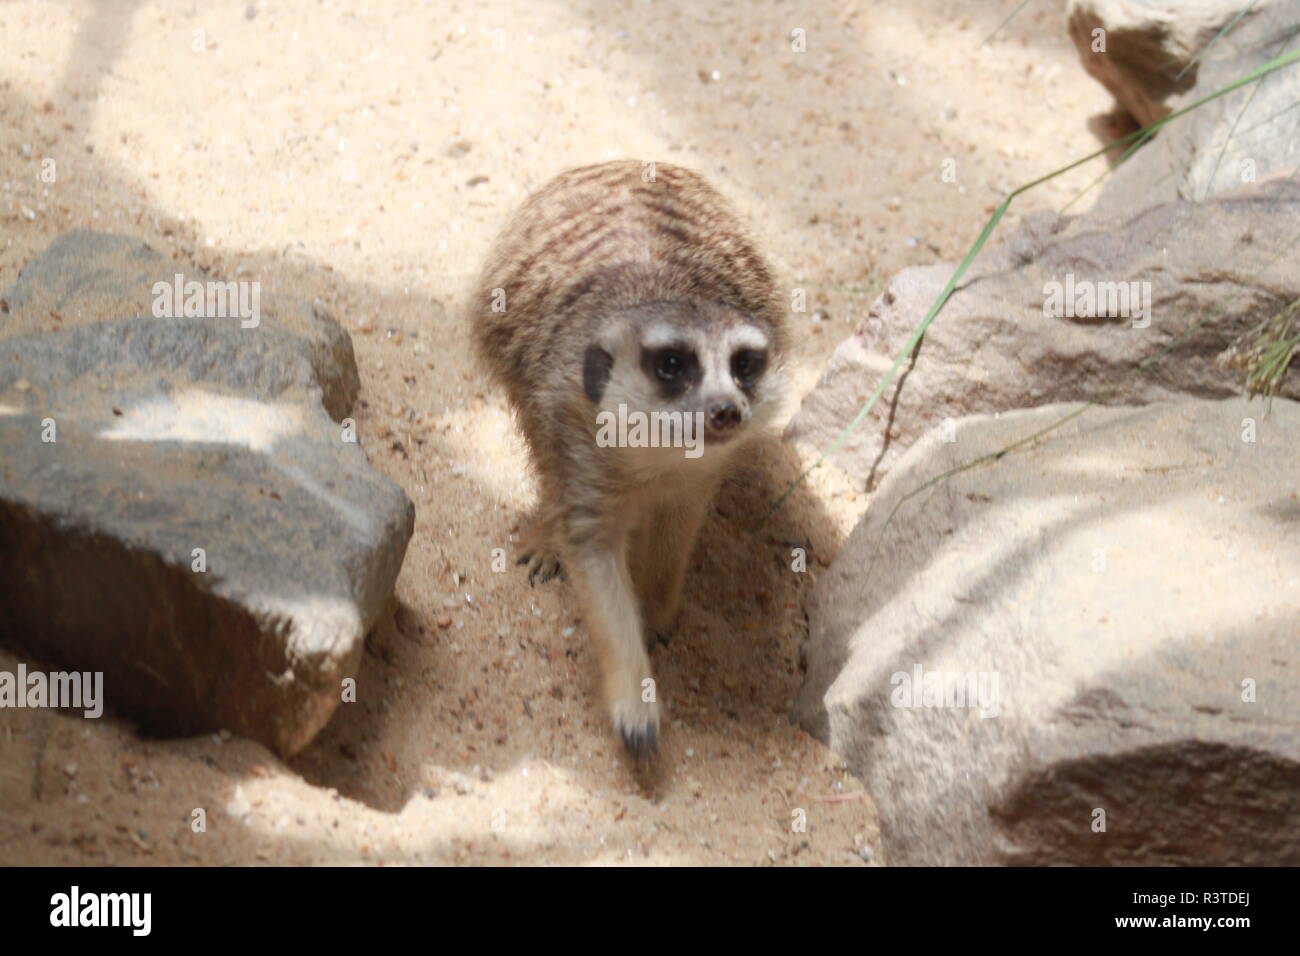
left=784, top=177, right=1300, bottom=489
left=795, top=398, right=1300, bottom=865
left=0, top=231, right=359, bottom=419
left=1086, top=0, right=1300, bottom=216
left=0, top=232, right=413, bottom=757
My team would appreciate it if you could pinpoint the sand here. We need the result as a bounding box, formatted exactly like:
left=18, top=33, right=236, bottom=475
left=0, top=0, right=1112, bottom=865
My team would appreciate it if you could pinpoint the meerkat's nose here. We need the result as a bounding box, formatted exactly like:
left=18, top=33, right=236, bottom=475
left=707, top=399, right=742, bottom=431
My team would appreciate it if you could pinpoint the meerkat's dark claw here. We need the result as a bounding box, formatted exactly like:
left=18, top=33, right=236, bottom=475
left=525, top=554, right=563, bottom=587
left=655, top=630, right=671, bottom=647
left=621, top=723, right=658, bottom=761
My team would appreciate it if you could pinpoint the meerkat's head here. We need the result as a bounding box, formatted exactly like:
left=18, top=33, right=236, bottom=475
left=581, top=300, right=786, bottom=467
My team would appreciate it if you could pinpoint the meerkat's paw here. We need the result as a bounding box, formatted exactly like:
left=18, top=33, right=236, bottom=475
left=516, top=548, right=565, bottom=586
left=515, top=514, right=565, bottom=586
left=642, top=605, right=678, bottom=649
left=610, top=695, right=659, bottom=760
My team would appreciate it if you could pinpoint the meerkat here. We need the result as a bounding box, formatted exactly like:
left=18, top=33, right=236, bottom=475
left=471, top=160, right=788, bottom=758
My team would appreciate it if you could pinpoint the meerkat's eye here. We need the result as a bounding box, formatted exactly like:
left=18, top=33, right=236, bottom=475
left=641, top=344, right=698, bottom=395
left=654, top=349, right=687, bottom=382
left=731, top=349, right=767, bottom=385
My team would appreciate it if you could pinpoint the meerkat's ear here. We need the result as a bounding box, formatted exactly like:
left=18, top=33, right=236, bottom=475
left=583, top=345, right=614, bottom=402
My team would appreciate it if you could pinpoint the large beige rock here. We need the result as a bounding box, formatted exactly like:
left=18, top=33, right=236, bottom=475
left=784, top=177, right=1300, bottom=489
left=0, top=232, right=413, bottom=757
left=1065, top=0, right=1228, bottom=127
left=796, top=398, right=1300, bottom=865
left=1077, top=0, right=1300, bottom=215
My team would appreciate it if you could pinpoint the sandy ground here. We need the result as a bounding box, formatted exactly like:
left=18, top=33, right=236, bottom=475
left=0, top=0, right=1112, bottom=865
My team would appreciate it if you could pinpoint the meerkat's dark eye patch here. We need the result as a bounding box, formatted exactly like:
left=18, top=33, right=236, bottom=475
left=731, top=348, right=768, bottom=391
left=641, top=345, right=699, bottom=397
left=583, top=345, right=614, bottom=402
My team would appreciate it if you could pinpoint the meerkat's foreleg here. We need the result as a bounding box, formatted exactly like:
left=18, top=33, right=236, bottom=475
left=567, top=529, right=659, bottom=757
left=632, top=492, right=713, bottom=643
left=515, top=462, right=566, bottom=585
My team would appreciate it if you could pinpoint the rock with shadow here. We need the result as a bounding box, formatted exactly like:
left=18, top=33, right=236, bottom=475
left=785, top=177, right=1300, bottom=490
left=795, top=397, right=1300, bottom=865
left=1070, top=0, right=1300, bottom=215
left=0, top=231, right=414, bottom=758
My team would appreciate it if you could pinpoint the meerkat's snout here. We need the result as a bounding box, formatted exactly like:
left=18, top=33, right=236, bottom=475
left=705, top=398, right=742, bottom=432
